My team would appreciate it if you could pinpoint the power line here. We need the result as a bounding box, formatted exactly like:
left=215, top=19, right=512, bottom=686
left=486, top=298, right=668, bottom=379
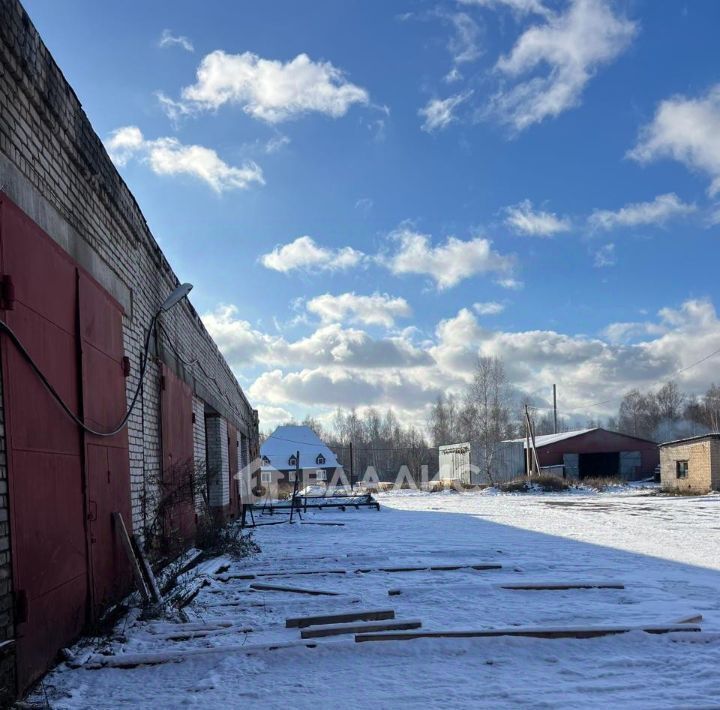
left=528, top=342, right=720, bottom=417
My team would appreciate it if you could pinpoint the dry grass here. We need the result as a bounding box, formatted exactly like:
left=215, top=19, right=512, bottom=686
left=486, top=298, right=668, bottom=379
left=497, top=475, right=573, bottom=493
left=497, top=479, right=531, bottom=493
left=657, top=486, right=708, bottom=497
left=427, top=480, right=487, bottom=493
left=581, top=476, right=626, bottom=491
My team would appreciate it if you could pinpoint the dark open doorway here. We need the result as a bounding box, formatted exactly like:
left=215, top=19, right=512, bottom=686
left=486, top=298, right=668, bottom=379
left=579, top=451, right=620, bottom=478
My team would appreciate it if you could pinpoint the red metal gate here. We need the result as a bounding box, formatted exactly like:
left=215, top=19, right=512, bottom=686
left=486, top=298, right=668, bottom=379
left=160, top=364, right=195, bottom=542
left=227, top=423, right=239, bottom=516
left=0, top=195, right=131, bottom=692
left=78, top=272, right=133, bottom=615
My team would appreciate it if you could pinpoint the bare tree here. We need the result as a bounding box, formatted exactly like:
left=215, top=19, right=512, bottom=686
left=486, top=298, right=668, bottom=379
left=655, top=381, right=684, bottom=422
left=427, top=393, right=462, bottom=446
left=467, top=356, right=514, bottom=483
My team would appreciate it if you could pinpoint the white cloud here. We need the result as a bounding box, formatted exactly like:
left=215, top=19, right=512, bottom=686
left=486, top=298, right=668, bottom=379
left=159, top=29, right=194, bottom=52
left=492, top=0, right=636, bottom=131
left=504, top=199, right=571, bottom=236
left=250, top=367, right=444, bottom=410
left=444, top=68, right=463, bottom=84
left=256, top=404, right=293, bottom=430
left=628, top=84, right=720, bottom=196
left=419, top=91, right=473, bottom=132
left=105, top=126, right=264, bottom=192
left=473, top=301, right=505, bottom=315
left=459, top=0, right=551, bottom=17
left=447, top=12, right=482, bottom=65
left=171, top=50, right=369, bottom=123
left=429, top=299, right=720, bottom=415
left=593, top=243, right=616, bottom=267
left=259, top=236, right=365, bottom=273
left=202, top=304, right=431, bottom=371
left=104, top=126, right=144, bottom=166
left=264, top=134, right=290, bottom=154
left=602, top=321, right=665, bottom=345
left=589, top=193, right=696, bottom=230
left=201, top=304, right=277, bottom=365
left=384, top=228, right=515, bottom=290
left=260, top=229, right=514, bottom=290
left=206, top=298, right=720, bottom=430
left=355, top=197, right=374, bottom=213
left=496, top=277, right=524, bottom=290
left=306, top=292, right=412, bottom=328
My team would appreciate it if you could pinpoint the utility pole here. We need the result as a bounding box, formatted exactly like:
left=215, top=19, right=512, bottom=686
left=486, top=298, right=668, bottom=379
left=525, top=404, right=531, bottom=477
left=349, top=441, right=354, bottom=491
left=553, top=384, right=558, bottom=434
left=289, top=449, right=300, bottom=523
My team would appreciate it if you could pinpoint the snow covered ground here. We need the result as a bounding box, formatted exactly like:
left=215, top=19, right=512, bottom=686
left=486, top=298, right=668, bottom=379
left=36, top=488, right=720, bottom=709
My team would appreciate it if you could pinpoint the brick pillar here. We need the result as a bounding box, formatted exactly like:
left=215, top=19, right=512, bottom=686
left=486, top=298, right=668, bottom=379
left=205, top=415, right=229, bottom=515
left=192, top=397, right=207, bottom=512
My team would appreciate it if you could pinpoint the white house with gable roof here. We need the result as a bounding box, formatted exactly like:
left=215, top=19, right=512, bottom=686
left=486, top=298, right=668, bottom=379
left=260, top=425, right=342, bottom=486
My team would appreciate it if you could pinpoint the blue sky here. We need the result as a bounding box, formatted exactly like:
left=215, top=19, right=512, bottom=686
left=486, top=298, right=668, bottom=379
left=24, top=0, right=720, bottom=429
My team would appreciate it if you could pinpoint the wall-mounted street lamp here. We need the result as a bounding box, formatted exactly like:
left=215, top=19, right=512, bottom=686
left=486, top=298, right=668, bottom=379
left=0, top=282, right=193, bottom=437
left=159, top=282, right=193, bottom=313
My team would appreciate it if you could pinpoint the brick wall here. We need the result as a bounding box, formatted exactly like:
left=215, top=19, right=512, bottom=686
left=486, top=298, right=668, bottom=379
left=206, top=416, right=230, bottom=510
left=192, top=396, right=207, bottom=511
left=659, top=439, right=719, bottom=492
left=0, top=0, right=259, bottom=696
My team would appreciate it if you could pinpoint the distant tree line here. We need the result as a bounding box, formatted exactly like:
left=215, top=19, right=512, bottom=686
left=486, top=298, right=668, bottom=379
left=294, top=408, right=435, bottom=482
left=615, top=381, right=720, bottom=442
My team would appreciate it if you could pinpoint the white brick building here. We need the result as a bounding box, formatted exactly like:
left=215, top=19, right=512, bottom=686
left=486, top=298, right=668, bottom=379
left=0, top=0, right=260, bottom=698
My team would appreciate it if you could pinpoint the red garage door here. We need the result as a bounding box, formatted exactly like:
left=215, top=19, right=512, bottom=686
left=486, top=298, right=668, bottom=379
left=160, top=364, right=195, bottom=543
left=0, top=195, right=131, bottom=692
left=79, top=272, right=133, bottom=615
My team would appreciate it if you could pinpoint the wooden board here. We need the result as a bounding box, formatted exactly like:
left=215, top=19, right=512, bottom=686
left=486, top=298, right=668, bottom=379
left=150, top=625, right=254, bottom=642
left=500, top=582, right=625, bottom=591
left=112, top=512, right=150, bottom=603
left=220, top=563, right=501, bottom=581
left=132, top=534, right=163, bottom=603
left=287, top=609, right=396, bottom=629
left=85, top=641, right=319, bottom=669
left=249, top=582, right=341, bottom=596
left=356, top=564, right=502, bottom=574
left=670, top=614, right=703, bottom=625
left=217, top=569, right=347, bottom=582
left=302, top=619, right=421, bottom=639
left=355, top=623, right=701, bottom=643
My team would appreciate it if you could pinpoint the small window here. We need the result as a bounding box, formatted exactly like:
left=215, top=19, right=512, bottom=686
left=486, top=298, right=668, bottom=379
left=261, top=471, right=271, bottom=484
left=288, top=455, right=298, bottom=467
left=261, top=455, right=270, bottom=465
left=676, top=460, right=689, bottom=479
left=316, top=454, right=326, bottom=465
left=315, top=470, right=327, bottom=481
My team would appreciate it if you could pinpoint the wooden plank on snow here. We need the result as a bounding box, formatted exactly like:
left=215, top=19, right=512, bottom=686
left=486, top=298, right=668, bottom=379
left=113, top=512, right=151, bottom=603
left=132, top=533, right=163, bottom=603
left=249, top=582, right=341, bottom=596
left=302, top=619, right=422, bottom=639
left=355, top=623, right=701, bottom=643
left=286, top=609, right=396, bottom=628
left=670, top=614, right=704, bottom=625
left=356, top=563, right=502, bottom=574
left=500, top=582, right=625, bottom=591
left=84, top=641, right=319, bottom=669
left=217, top=568, right=347, bottom=582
